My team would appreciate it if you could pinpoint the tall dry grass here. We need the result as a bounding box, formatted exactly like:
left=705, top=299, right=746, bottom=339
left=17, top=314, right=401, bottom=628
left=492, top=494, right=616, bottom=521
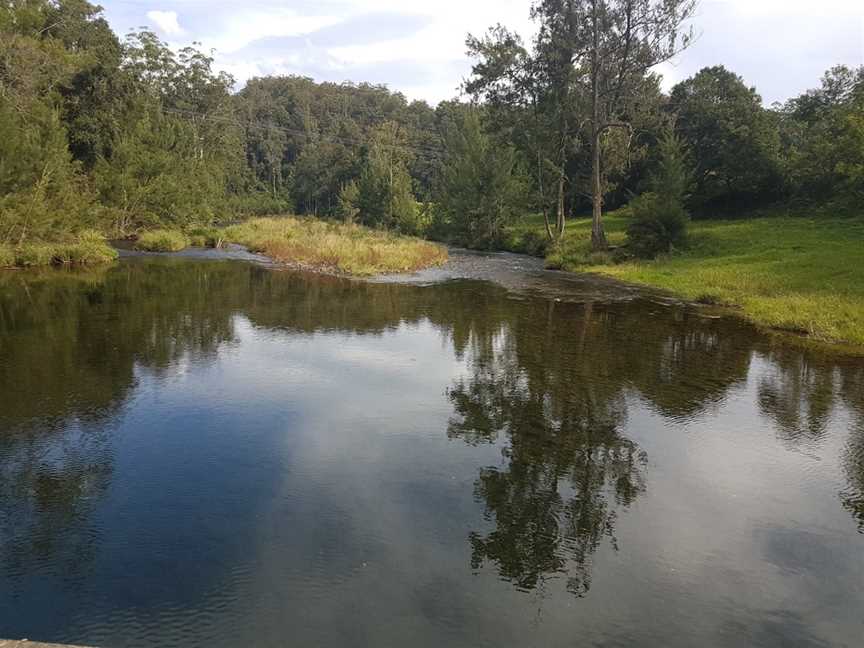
left=224, top=216, right=448, bottom=276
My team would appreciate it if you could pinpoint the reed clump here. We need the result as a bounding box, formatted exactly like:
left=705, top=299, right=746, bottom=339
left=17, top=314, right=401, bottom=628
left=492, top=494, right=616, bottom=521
left=224, top=216, right=448, bottom=276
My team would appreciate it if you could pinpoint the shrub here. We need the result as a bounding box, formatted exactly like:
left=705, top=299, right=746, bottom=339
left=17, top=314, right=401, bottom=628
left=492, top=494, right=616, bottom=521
left=626, top=192, right=689, bottom=259
left=0, top=245, right=14, bottom=268
left=226, top=192, right=294, bottom=218
left=187, top=226, right=225, bottom=248
left=519, top=230, right=550, bottom=257
left=136, top=229, right=190, bottom=252
left=15, top=244, right=56, bottom=267
left=9, top=231, right=117, bottom=267
left=337, top=180, right=361, bottom=224
left=626, top=129, right=692, bottom=259
left=61, top=231, right=119, bottom=265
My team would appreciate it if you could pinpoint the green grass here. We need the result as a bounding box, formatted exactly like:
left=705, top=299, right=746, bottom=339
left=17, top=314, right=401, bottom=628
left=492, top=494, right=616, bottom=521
left=136, top=229, right=190, bottom=252
left=224, top=216, right=448, bottom=276
left=504, top=210, right=864, bottom=347
left=0, top=244, right=14, bottom=268
left=0, top=231, right=118, bottom=268
left=187, top=225, right=226, bottom=248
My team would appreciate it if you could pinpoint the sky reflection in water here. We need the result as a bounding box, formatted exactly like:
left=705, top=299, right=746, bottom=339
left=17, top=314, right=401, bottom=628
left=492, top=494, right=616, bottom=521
left=0, top=258, right=862, bottom=647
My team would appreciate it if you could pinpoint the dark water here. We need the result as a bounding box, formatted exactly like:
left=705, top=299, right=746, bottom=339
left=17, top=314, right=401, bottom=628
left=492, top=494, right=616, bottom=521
left=0, top=256, right=862, bottom=647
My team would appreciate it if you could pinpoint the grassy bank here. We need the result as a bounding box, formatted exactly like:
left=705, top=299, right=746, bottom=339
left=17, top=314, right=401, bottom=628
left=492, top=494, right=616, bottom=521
left=0, top=231, right=118, bottom=269
left=505, top=211, right=864, bottom=347
left=222, top=217, right=447, bottom=276
left=1, top=216, right=447, bottom=276
left=135, top=229, right=190, bottom=252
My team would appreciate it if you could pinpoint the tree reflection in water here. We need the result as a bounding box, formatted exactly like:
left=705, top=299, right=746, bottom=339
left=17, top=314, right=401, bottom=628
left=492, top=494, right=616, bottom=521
left=0, top=261, right=243, bottom=583
left=839, top=363, right=864, bottom=533
left=754, top=347, right=864, bottom=533
left=1, top=258, right=863, bottom=609
left=449, top=362, right=644, bottom=596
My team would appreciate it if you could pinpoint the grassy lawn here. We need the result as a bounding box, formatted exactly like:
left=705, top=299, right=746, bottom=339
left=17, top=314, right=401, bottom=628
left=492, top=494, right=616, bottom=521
left=505, top=211, right=864, bottom=347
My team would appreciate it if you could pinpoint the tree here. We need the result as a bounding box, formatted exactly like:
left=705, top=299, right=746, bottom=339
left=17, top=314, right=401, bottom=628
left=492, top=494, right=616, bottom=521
left=468, top=2, right=696, bottom=248
left=466, top=24, right=585, bottom=241
left=434, top=108, right=528, bottom=248
left=337, top=179, right=360, bottom=223
left=356, top=121, right=420, bottom=233
left=780, top=65, right=864, bottom=207
left=0, top=0, right=102, bottom=243
left=532, top=0, right=696, bottom=250
left=626, top=128, right=692, bottom=258
left=670, top=66, right=781, bottom=212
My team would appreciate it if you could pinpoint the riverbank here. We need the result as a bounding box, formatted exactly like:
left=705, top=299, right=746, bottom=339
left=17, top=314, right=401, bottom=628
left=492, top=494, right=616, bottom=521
left=0, top=217, right=448, bottom=277
left=129, top=217, right=447, bottom=276
left=0, top=231, right=117, bottom=269
left=222, top=217, right=447, bottom=276
left=505, top=210, right=864, bottom=347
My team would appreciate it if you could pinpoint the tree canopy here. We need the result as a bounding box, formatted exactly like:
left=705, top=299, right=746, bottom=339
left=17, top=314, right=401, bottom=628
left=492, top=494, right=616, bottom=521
left=1, top=0, right=861, bottom=251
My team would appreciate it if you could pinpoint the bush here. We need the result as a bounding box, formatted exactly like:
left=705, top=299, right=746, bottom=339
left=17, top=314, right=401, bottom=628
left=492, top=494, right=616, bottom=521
left=8, top=231, right=117, bottom=267
left=518, top=230, right=550, bottom=257
left=136, top=230, right=190, bottom=252
left=60, top=231, right=119, bottom=265
left=187, top=226, right=225, bottom=248
left=626, top=192, right=689, bottom=259
left=0, top=245, right=14, bottom=268
left=626, top=129, right=692, bottom=259
left=15, top=244, right=56, bottom=267
left=226, top=192, right=294, bottom=218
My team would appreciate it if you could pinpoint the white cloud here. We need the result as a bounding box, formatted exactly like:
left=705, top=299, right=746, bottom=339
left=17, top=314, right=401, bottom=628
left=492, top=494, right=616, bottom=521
left=200, top=9, right=342, bottom=55
left=146, top=10, right=184, bottom=36
left=105, top=0, right=862, bottom=105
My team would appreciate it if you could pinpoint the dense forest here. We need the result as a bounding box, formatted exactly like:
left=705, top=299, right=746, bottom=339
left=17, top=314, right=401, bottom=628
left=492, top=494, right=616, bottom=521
left=1, top=0, right=862, bottom=256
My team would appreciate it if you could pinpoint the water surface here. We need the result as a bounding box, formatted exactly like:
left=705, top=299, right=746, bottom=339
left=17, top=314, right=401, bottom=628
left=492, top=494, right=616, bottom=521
left=0, top=256, right=862, bottom=647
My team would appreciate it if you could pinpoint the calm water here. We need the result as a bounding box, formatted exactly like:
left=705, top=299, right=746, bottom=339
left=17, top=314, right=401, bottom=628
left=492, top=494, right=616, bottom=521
left=0, top=255, right=862, bottom=647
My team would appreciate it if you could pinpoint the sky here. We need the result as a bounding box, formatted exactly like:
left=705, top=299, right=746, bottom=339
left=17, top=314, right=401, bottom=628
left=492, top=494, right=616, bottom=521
left=100, top=0, right=864, bottom=106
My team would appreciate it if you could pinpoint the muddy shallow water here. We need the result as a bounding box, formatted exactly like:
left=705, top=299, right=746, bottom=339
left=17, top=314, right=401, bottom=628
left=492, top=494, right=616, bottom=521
left=0, top=254, right=862, bottom=647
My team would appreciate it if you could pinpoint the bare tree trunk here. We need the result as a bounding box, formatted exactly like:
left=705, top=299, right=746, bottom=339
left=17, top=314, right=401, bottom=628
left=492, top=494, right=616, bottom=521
left=590, top=0, right=608, bottom=251
left=538, top=150, right=554, bottom=241
left=590, top=127, right=607, bottom=250
left=556, top=168, right=566, bottom=238
left=543, top=207, right=554, bottom=241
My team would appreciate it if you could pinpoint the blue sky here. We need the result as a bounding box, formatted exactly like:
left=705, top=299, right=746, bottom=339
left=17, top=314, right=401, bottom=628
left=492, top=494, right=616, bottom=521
left=100, top=0, right=864, bottom=105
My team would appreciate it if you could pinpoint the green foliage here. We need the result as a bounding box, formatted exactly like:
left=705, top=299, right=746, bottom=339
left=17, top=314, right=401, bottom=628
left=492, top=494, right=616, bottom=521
left=54, top=229, right=119, bottom=265
left=0, top=0, right=862, bottom=272
left=626, top=193, right=689, bottom=258
left=186, top=226, right=224, bottom=248
left=135, top=229, right=189, bottom=252
left=626, top=130, right=692, bottom=258
left=14, top=244, right=56, bottom=267
left=236, top=76, right=440, bottom=218
left=5, top=230, right=116, bottom=267
left=356, top=122, right=421, bottom=234
left=0, top=89, right=98, bottom=244
left=337, top=180, right=361, bottom=223
left=780, top=65, right=864, bottom=207
left=504, top=211, right=864, bottom=346
left=670, top=66, right=781, bottom=211
left=94, top=105, right=231, bottom=231
left=0, top=245, right=13, bottom=267
left=225, top=192, right=294, bottom=218
left=434, top=108, right=528, bottom=248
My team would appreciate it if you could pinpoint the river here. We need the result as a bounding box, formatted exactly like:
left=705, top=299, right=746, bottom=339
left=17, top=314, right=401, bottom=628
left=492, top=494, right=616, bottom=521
left=0, top=252, right=861, bottom=647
